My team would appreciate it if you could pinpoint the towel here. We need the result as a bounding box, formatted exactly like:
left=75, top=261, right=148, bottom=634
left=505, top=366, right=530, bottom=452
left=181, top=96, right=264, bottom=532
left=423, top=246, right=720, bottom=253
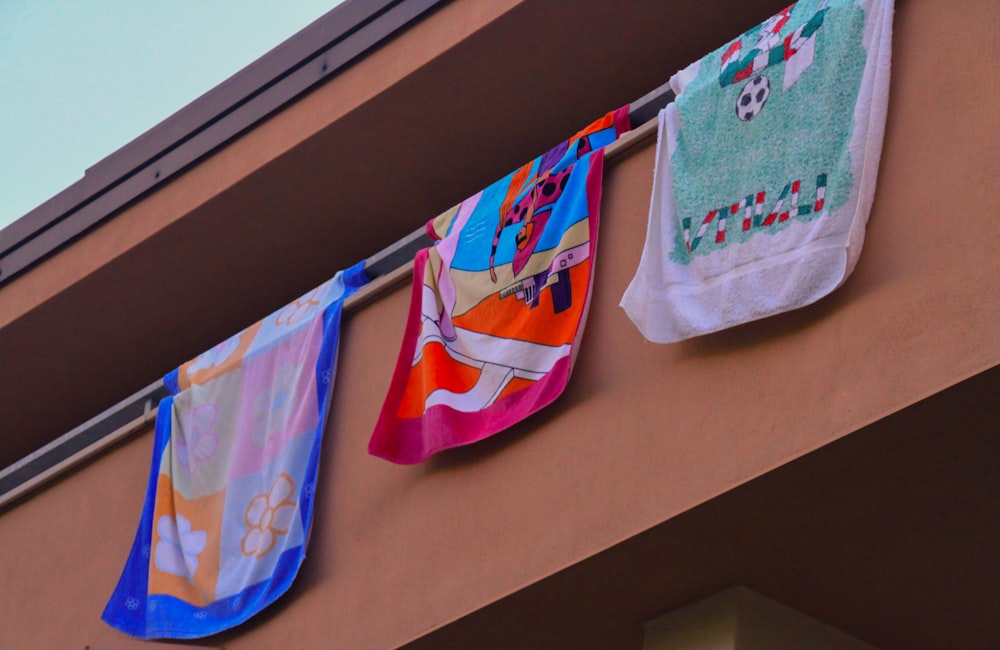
left=621, top=0, right=893, bottom=342
left=369, top=107, right=631, bottom=464
left=103, top=262, right=369, bottom=639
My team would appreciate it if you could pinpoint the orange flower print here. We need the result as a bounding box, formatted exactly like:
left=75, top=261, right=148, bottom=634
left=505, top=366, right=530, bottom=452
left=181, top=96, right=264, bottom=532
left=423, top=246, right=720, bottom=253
left=274, top=289, right=321, bottom=327
left=241, top=473, right=297, bottom=559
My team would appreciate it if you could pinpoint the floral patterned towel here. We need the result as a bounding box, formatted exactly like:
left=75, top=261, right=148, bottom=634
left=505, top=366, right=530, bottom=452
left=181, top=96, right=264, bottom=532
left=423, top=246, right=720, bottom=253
left=103, top=262, right=368, bottom=639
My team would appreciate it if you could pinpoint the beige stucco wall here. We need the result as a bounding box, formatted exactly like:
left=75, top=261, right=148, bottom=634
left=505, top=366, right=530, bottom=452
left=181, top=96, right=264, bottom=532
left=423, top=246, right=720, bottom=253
left=0, top=0, right=997, bottom=647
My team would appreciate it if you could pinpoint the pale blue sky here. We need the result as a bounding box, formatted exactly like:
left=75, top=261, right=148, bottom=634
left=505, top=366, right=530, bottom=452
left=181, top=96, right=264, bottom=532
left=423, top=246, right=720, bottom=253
left=0, top=1, right=341, bottom=229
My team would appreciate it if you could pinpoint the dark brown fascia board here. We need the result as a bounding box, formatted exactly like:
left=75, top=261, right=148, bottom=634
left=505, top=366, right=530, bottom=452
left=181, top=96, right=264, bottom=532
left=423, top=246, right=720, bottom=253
left=0, top=0, right=445, bottom=286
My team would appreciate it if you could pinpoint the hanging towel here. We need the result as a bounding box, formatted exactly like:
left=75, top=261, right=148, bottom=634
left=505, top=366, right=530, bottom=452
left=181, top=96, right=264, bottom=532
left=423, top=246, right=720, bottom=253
left=369, top=107, right=631, bottom=464
left=103, top=262, right=369, bottom=639
left=621, top=0, right=893, bottom=343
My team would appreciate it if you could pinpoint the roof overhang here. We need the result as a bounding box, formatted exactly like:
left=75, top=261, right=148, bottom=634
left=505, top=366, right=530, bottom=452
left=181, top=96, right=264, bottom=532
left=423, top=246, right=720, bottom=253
left=0, top=0, right=445, bottom=286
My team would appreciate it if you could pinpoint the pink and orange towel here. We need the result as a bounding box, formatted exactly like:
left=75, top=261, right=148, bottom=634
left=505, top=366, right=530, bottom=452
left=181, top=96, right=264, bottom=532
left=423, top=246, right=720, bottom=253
left=369, top=107, right=630, bottom=464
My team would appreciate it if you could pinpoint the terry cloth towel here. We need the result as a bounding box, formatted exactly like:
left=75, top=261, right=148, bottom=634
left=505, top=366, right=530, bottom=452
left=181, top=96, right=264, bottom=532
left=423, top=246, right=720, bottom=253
left=369, top=107, right=631, bottom=464
left=621, top=0, right=893, bottom=343
left=102, top=262, right=368, bottom=639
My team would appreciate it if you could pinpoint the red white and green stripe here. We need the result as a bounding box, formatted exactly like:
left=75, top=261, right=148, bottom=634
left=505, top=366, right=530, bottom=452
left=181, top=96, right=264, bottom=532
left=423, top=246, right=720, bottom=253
left=683, top=209, right=718, bottom=252
left=814, top=173, right=827, bottom=212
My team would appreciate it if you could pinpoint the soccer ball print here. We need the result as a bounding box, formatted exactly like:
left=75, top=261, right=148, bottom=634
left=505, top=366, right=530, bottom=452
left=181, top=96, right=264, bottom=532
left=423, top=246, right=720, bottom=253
left=736, top=75, right=770, bottom=121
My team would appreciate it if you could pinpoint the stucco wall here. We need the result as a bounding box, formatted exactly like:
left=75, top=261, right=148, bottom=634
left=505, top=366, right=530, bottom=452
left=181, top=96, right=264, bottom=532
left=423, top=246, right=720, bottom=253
left=1, top=0, right=997, bottom=647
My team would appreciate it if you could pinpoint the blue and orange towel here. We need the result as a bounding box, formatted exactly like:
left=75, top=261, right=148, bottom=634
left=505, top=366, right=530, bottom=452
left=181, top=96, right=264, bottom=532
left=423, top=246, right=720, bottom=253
left=103, top=263, right=368, bottom=639
left=369, top=107, right=630, bottom=463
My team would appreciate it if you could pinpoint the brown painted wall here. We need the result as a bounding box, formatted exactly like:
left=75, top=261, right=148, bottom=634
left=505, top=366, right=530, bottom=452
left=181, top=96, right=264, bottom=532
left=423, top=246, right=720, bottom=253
left=406, top=367, right=998, bottom=649
left=1, top=0, right=997, bottom=648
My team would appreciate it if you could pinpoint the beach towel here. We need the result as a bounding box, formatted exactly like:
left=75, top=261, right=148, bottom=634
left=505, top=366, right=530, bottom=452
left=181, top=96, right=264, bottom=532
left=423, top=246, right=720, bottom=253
left=621, top=0, right=893, bottom=342
left=103, top=262, right=369, bottom=639
left=369, top=107, right=631, bottom=464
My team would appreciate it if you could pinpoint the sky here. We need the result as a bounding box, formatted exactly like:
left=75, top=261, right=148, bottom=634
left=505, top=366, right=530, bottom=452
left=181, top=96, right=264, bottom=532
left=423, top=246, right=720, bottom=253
left=0, top=0, right=342, bottom=230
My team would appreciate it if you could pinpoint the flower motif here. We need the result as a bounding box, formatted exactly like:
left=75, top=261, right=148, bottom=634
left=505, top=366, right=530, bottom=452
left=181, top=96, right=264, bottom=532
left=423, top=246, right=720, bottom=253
left=188, top=334, right=242, bottom=373
left=275, top=289, right=321, bottom=327
left=125, top=597, right=140, bottom=611
left=154, top=513, right=207, bottom=578
left=176, top=403, right=220, bottom=471
left=241, top=473, right=297, bottom=559
left=250, top=363, right=296, bottom=448
left=193, top=611, right=208, bottom=620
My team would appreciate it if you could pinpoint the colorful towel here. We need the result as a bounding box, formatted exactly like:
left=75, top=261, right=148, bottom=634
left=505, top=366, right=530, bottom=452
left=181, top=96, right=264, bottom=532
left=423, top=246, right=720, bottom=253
left=621, top=0, right=893, bottom=342
left=369, top=107, right=631, bottom=463
left=103, top=262, right=369, bottom=639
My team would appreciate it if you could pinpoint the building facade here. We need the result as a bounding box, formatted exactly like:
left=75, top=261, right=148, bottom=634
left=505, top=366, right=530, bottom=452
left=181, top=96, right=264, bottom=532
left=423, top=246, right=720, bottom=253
left=0, top=0, right=997, bottom=647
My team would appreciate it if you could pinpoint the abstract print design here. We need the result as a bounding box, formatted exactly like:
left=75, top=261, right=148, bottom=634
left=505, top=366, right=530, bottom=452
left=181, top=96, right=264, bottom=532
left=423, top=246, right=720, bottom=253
left=370, top=107, right=630, bottom=464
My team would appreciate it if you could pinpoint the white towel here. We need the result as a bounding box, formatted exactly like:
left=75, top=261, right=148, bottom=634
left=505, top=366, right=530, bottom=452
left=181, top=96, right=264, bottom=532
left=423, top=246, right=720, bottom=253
left=621, top=0, right=893, bottom=343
